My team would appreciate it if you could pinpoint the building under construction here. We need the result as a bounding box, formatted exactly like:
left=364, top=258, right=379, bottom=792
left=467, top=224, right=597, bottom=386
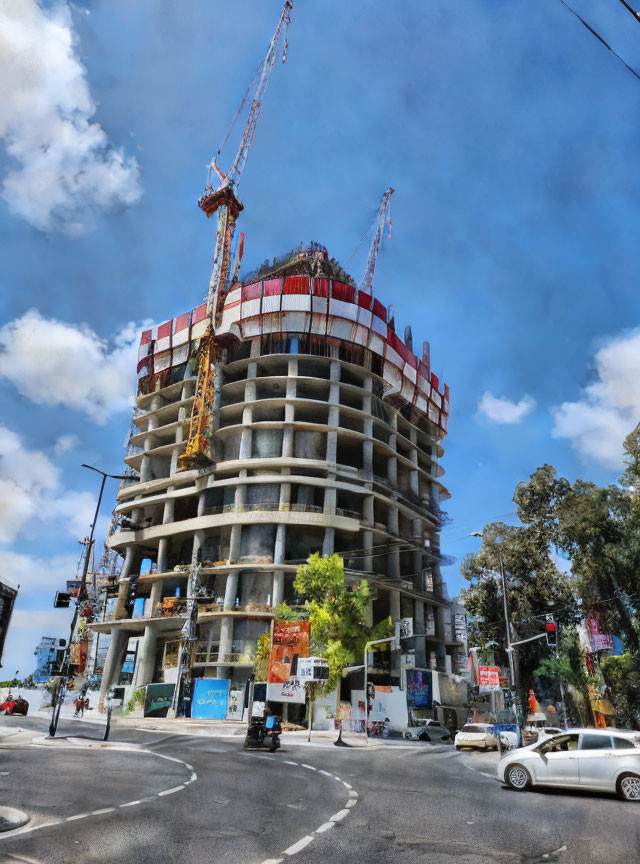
left=89, top=2, right=461, bottom=719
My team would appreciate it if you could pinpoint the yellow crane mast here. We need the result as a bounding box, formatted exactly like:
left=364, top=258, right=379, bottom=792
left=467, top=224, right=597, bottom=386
left=179, top=2, right=293, bottom=471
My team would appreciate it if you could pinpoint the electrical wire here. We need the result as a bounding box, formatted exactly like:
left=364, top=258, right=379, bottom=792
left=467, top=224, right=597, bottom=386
left=557, top=0, right=640, bottom=80
left=615, top=0, right=640, bottom=24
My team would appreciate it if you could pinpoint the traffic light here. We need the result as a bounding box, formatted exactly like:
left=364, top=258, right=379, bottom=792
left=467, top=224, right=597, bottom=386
left=545, top=620, right=558, bottom=648
left=54, top=592, right=70, bottom=608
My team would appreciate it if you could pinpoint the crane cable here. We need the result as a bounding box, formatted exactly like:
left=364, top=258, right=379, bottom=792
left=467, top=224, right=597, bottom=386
left=557, top=0, right=640, bottom=81
left=615, top=0, right=640, bottom=24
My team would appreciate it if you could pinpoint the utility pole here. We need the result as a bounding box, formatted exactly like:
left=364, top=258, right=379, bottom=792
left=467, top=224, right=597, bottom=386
left=49, top=465, right=127, bottom=738
left=469, top=533, right=521, bottom=739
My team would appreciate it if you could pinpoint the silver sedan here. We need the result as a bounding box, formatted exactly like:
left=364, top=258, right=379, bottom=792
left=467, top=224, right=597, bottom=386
left=403, top=719, right=452, bottom=743
left=498, top=728, right=640, bottom=801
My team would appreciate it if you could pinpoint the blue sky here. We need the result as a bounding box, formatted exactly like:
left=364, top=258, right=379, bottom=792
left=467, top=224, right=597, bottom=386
left=1, top=0, right=639, bottom=676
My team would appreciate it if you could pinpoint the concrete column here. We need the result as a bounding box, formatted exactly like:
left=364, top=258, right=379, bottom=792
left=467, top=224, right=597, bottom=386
left=389, top=589, right=401, bottom=622
left=135, top=624, right=158, bottom=687
left=362, top=529, right=373, bottom=573
left=326, top=430, right=337, bottom=465
left=274, top=524, right=286, bottom=565
left=322, top=528, right=335, bottom=557
left=272, top=571, right=285, bottom=607
left=212, top=366, right=224, bottom=433
left=223, top=572, right=239, bottom=610
left=192, top=529, right=205, bottom=566
left=362, top=421, right=373, bottom=478
left=218, top=616, right=234, bottom=678
left=140, top=455, right=152, bottom=484
left=279, top=482, right=291, bottom=508
left=413, top=599, right=427, bottom=669
left=157, top=538, right=169, bottom=573
left=98, top=628, right=129, bottom=711
left=412, top=518, right=423, bottom=588
left=323, top=486, right=336, bottom=515
left=239, top=407, right=253, bottom=460
left=120, top=546, right=136, bottom=581
left=282, top=425, right=294, bottom=458
left=149, top=580, right=163, bottom=615
left=229, top=524, right=241, bottom=562
left=197, top=491, right=207, bottom=517
left=362, top=495, right=374, bottom=526
left=387, top=444, right=398, bottom=488
left=169, top=446, right=180, bottom=476
left=162, top=496, right=175, bottom=524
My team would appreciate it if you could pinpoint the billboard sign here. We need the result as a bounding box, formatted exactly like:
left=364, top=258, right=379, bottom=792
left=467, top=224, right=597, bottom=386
left=406, top=668, right=433, bottom=709
left=191, top=679, right=230, bottom=719
left=478, top=665, right=501, bottom=692
left=144, top=683, right=175, bottom=718
left=267, top=620, right=310, bottom=703
left=297, top=656, right=329, bottom=682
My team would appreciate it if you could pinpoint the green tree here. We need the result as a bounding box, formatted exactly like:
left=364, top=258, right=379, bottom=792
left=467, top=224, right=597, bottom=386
left=534, top=630, right=594, bottom=726
left=601, top=653, right=640, bottom=729
left=277, top=553, right=391, bottom=694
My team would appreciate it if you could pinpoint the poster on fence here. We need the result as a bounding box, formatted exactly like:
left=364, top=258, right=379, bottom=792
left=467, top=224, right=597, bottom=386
left=266, top=619, right=310, bottom=704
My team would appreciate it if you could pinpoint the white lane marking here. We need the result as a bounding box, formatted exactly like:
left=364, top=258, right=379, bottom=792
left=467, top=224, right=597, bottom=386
left=6, top=853, right=44, bottom=864
left=282, top=760, right=299, bottom=766
left=348, top=789, right=358, bottom=798
left=0, top=748, right=196, bottom=842
left=345, top=799, right=357, bottom=808
left=283, top=835, right=314, bottom=855
left=333, top=776, right=341, bottom=782
left=315, top=822, right=335, bottom=833
left=157, top=785, right=184, bottom=796
left=318, top=769, right=332, bottom=777
left=261, top=859, right=284, bottom=863
left=330, top=809, right=350, bottom=822
left=301, top=763, right=316, bottom=771
left=342, top=781, right=352, bottom=789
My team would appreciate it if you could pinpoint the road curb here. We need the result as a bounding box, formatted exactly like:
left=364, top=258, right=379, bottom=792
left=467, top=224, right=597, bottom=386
left=0, top=807, right=30, bottom=833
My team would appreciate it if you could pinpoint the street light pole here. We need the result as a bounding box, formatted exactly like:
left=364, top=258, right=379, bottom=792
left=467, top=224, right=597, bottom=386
left=49, top=465, right=128, bottom=738
left=469, top=533, right=521, bottom=740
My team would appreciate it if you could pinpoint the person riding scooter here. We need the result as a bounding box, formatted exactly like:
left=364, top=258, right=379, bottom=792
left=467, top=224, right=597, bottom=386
left=243, top=708, right=282, bottom=752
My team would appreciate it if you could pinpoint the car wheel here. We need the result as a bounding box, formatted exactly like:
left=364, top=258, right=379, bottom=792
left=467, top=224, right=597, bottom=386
left=455, top=745, right=462, bottom=750
left=418, top=732, right=431, bottom=742
left=505, top=764, right=531, bottom=791
left=618, top=773, right=640, bottom=802
left=403, top=731, right=411, bottom=740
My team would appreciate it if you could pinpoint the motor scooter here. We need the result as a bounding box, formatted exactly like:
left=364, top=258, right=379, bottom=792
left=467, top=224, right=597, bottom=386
left=243, top=715, right=282, bottom=752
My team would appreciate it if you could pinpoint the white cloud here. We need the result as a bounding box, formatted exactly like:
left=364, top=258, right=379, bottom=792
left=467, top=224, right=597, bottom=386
left=477, top=391, right=536, bottom=424
left=0, top=309, right=142, bottom=423
left=0, top=424, right=95, bottom=544
left=0, top=550, right=78, bottom=598
left=54, top=433, right=79, bottom=454
left=551, top=328, right=640, bottom=470
left=0, top=0, right=141, bottom=234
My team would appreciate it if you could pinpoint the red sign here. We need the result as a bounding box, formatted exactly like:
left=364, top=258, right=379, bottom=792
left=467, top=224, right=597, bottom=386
left=478, top=665, right=501, bottom=688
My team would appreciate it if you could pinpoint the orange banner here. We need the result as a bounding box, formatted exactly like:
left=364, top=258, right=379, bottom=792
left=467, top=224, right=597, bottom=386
left=267, top=620, right=310, bottom=684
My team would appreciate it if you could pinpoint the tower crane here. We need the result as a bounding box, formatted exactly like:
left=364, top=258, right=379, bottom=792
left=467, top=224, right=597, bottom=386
left=179, top=1, right=293, bottom=471
left=359, top=187, right=394, bottom=295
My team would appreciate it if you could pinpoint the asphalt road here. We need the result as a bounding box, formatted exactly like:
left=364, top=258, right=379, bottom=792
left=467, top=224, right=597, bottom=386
left=1, top=714, right=639, bottom=864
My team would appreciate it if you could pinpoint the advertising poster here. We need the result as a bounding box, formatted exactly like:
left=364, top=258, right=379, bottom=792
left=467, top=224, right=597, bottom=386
left=406, top=668, right=433, bottom=709
left=226, top=687, right=244, bottom=720
left=144, top=683, right=175, bottom=718
left=478, top=665, right=501, bottom=692
left=191, top=678, right=230, bottom=719
left=266, top=619, right=310, bottom=704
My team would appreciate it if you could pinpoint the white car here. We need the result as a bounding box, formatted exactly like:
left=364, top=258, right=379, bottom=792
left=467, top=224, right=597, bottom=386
left=455, top=722, right=498, bottom=751
left=498, top=728, right=640, bottom=801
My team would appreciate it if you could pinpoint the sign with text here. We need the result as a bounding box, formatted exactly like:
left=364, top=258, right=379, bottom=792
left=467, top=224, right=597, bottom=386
left=267, top=620, right=310, bottom=703
left=406, top=668, right=433, bottom=709
left=478, top=665, right=501, bottom=692
left=266, top=678, right=306, bottom=704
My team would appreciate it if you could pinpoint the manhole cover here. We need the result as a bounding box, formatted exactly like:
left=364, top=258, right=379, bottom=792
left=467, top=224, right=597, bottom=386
left=0, top=807, right=30, bottom=832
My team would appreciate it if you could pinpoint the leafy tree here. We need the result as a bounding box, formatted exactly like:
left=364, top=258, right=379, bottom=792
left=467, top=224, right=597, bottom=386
left=276, top=553, right=391, bottom=694
left=534, top=630, right=594, bottom=726
left=601, top=653, right=640, bottom=729
left=461, top=510, right=577, bottom=704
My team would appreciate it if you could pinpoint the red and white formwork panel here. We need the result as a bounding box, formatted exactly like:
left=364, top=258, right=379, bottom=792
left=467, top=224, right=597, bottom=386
left=136, top=277, right=449, bottom=436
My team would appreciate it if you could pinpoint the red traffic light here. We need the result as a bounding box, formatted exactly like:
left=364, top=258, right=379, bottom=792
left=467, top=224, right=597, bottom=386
left=546, top=622, right=557, bottom=633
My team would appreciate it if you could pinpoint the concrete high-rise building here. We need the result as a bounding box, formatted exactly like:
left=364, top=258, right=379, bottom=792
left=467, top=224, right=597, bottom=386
left=92, top=246, right=452, bottom=712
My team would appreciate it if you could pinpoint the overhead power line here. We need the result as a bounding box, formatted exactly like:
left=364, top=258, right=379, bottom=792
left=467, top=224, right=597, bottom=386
left=615, top=0, right=640, bottom=25
left=557, top=0, right=640, bottom=81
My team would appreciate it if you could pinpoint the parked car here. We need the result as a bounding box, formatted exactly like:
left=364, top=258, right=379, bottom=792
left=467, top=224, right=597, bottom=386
left=498, top=728, right=640, bottom=801
left=521, top=724, right=564, bottom=746
left=455, top=723, right=498, bottom=751
left=404, top=718, right=452, bottom=743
